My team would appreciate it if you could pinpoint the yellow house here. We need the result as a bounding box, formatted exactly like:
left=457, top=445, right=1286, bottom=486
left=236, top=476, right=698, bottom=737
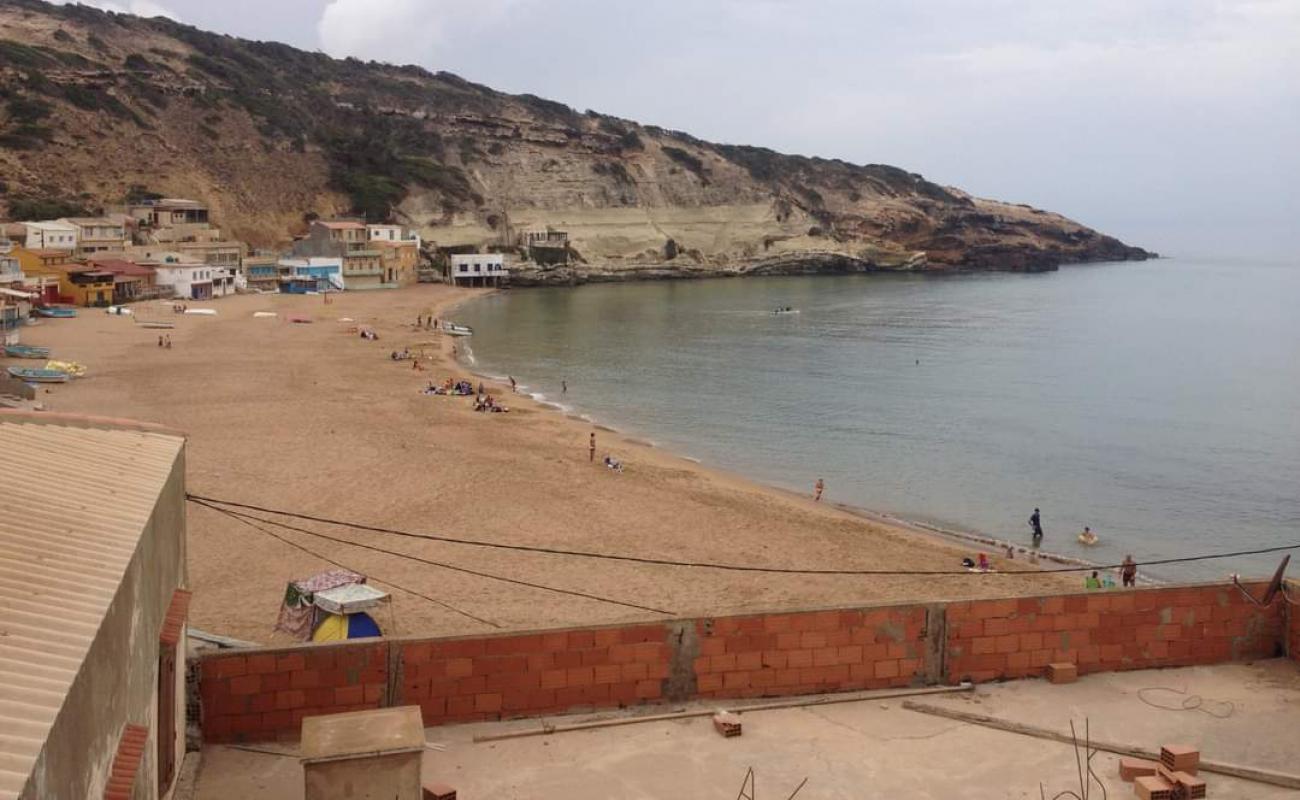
left=12, top=247, right=113, bottom=306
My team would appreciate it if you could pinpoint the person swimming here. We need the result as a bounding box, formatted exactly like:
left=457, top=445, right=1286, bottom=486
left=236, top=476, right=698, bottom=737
left=1078, top=526, right=1099, bottom=546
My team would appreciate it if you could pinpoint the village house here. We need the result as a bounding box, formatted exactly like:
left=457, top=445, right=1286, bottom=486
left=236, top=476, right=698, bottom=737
left=10, top=247, right=92, bottom=304
left=241, top=253, right=282, bottom=293
left=450, top=252, right=508, bottom=287
left=0, top=242, right=30, bottom=343
left=278, top=256, right=343, bottom=293
left=522, top=227, right=570, bottom=265
left=0, top=413, right=189, bottom=800
left=128, top=199, right=246, bottom=274
left=60, top=216, right=128, bottom=255
left=85, top=255, right=159, bottom=304
left=129, top=197, right=210, bottom=237
left=376, top=240, right=418, bottom=287
left=0, top=239, right=22, bottom=288
left=152, top=257, right=219, bottom=301
left=294, top=220, right=392, bottom=290
left=20, top=220, right=78, bottom=251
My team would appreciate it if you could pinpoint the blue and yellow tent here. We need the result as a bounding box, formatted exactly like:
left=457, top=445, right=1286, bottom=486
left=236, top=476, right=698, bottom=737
left=311, top=611, right=382, bottom=641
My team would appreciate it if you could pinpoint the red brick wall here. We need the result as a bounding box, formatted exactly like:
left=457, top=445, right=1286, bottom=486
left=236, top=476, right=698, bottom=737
left=199, top=582, right=1288, bottom=744
left=396, top=625, right=669, bottom=727
left=946, top=583, right=1284, bottom=683
left=693, top=607, right=929, bottom=699
left=200, top=641, right=388, bottom=743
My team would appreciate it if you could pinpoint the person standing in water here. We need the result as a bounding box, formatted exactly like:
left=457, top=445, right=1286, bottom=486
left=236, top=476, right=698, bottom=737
left=1029, top=507, right=1044, bottom=545
left=589, top=432, right=596, bottom=462
left=509, top=376, right=517, bottom=393
left=562, top=379, right=568, bottom=394
left=814, top=478, right=824, bottom=502
left=1121, top=555, right=1137, bottom=587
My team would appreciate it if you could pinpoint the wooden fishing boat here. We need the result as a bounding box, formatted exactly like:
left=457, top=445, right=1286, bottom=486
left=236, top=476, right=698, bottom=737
left=6, top=366, right=70, bottom=383
left=3, top=344, right=50, bottom=359
left=34, top=307, right=77, bottom=318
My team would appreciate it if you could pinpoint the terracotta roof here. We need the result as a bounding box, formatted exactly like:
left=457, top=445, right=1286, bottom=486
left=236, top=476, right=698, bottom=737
left=21, top=248, right=74, bottom=258
left=0, top=414, right=185, bottom=800
left=86, top=258, right=156, bottom=277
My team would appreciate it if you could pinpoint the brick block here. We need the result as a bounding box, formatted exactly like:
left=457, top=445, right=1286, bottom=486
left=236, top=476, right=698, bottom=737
left=423, top=782, right=457, bottom=800
left=712, top=711, right=742, bottom=737
left=229, top=675, right=261, bottom=696
left=1134, top=775, right=1173, bottom=800
left=246, top=654, right=277, bottom=675
left=474, top=693, right=502, bottom=713
left=1046, top=662, right=1077, bottom=684
left=1119, top=757, right=1159, bottom=781
left=1160, top=744, right=1199, bottom=773
left=1174, top=771, right=1206, bottom=798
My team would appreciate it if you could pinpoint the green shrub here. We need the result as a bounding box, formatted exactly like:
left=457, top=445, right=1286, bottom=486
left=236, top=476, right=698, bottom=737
left=662, top=146, right=707, bottom=180
left=7, top=196, right=89, bottom=220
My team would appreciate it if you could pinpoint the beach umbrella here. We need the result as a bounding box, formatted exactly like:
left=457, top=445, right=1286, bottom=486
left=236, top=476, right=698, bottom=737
left=311, top=611, right=382, bottom=641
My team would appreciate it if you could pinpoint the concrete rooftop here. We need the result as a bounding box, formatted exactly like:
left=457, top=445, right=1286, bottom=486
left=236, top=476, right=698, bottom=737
left=191, top=659, right=1300, bottom=799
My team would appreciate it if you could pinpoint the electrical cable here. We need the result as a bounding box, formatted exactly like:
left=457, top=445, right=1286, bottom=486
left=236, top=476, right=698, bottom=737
left=194, top=499, right=499, bottom=628
left=191, top=498, right=674, bottom=616
left=188, top=493, right=1300, bottom=578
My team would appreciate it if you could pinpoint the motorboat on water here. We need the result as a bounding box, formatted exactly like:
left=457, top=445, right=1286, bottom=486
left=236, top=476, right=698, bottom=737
left=441, top=322, right=473, bottom=337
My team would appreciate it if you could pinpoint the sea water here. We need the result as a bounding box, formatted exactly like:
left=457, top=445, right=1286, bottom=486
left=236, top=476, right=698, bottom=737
left=457, top=258, right=1300, bottom=580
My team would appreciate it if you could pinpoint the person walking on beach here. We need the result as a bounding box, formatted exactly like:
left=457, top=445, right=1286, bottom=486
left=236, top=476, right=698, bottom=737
left=157, top=335, right=163, bottom=348
left=1029, top=507, right=1044, bottom=545
left=509, top=376, right=517, bottom=393
left=589, top=432, right=596, bottom=462
left=562, top=379, right=567, bottom=394
left=814, top=478, right=824, bottom=502
left=164, top=335, right=172, bottom=350
left=1121, top=555, right=1137, bottom=587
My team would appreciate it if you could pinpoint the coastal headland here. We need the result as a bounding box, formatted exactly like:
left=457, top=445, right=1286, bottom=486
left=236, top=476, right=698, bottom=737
left=18, top=286, right=1075, bottom=643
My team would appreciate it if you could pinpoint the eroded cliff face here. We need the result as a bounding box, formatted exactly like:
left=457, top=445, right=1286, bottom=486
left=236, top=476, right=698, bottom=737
left=0, top=0, right=1152, bottom=273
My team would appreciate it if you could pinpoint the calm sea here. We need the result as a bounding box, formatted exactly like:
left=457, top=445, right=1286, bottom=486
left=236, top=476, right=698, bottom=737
left=457, top=258, right=1300, bottom=580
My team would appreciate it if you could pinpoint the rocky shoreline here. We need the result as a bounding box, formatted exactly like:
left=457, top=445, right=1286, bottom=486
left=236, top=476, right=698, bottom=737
left=506, top=246, right=1156, bottom=287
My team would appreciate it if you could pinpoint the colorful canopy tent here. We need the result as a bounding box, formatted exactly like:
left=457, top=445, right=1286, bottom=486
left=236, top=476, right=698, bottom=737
left=274, top=569, right=365, bottom=641
left=311, top=611, right=382, bottom=641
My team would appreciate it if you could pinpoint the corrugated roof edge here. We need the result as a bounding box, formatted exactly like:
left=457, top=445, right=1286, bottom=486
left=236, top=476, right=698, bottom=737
left=0, top=410, right=188, bottom=439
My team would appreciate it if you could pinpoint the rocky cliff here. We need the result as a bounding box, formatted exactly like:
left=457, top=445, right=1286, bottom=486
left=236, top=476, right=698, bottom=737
left=0, top=0, right=1152, bottom=275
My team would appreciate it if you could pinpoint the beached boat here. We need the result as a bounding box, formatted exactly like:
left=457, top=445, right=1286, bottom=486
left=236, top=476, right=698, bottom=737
left=184, top=308, right=218, bottom=316
left=441, top=322, right=473, bottom=337
left=6, top=366, right=70, bottom=383
left=135, top=320, right=175, bottom=330
left=34, top=307, right=77, bottom=319
left=3, top=344, right=50, bottom=359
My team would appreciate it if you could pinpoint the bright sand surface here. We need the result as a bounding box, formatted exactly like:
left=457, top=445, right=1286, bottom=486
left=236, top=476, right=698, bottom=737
left=14, top=286, right=1076, bottom=643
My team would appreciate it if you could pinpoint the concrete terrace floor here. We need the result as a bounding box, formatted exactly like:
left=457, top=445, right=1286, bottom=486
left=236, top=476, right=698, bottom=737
left=192, top=659, right=1300, bottom=799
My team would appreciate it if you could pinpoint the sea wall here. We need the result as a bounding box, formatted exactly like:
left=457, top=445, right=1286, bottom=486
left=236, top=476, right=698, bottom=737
left=198, top=581, right=1286, bottom=743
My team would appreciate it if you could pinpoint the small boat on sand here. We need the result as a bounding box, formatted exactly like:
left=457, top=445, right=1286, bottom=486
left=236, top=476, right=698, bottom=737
left=6, top=366, right=70, bottom=383
left=4, top=344, right=50, bottom=359
left=441, top=322, right=473, bottom=337
left=135, top=320, right=175, bottom=330
left=34, top=307, right=77, bottom=319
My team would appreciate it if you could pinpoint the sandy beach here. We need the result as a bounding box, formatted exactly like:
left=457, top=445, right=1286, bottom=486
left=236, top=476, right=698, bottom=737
left=11, top=286, right=1076, bottom=643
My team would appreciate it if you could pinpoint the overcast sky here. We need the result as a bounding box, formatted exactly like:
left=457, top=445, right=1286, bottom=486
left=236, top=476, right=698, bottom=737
left=60, top=0, right=1299, bottom=260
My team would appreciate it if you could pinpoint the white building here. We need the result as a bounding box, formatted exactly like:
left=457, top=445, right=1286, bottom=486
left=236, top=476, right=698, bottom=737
left=366, top=224, right=421, bottom=249
left=278, top=257, right=345, bottom=293
left=152, top=258, right=219, bottom=301
left=60, top=216, right=128, bottom=255
left=449, top=253, right=507, bottom=287
left=22, top=220, right=79, bottom=251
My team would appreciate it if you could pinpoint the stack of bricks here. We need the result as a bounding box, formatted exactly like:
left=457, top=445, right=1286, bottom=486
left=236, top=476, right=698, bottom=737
left=103, top=724, right=149, bottom=800
left=692, top=607, right=928, bottom=699
left=946, top=584, right=1283, bottom=683
left=398, top=625, right=671, bottom=726
left=1123, top=745, right=1204, bottom=799
left=200, top=641, right=388, bottom=743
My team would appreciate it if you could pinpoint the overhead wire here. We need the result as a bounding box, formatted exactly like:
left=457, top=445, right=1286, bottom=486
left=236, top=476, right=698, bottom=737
left=194, top=499, right=500, bottom=628
left=190, top=497, right=674, bottom=616
left=188, top=493, right=1300, bottom=578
